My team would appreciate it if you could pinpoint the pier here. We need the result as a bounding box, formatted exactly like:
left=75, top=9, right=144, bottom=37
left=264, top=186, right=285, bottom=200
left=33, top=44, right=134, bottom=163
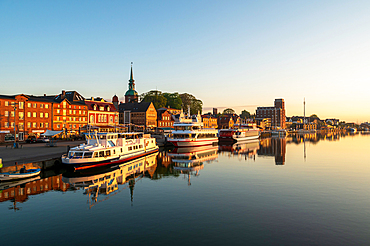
left=0, top=140, right=84, bottom=170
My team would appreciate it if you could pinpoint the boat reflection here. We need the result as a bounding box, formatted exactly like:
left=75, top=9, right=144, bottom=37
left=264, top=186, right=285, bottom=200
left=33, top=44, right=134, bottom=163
left=62, top=152, right=158, bottom=208
left=168, top=146, right=218, bottom=185
left=218, top=139, right=259, bottom=160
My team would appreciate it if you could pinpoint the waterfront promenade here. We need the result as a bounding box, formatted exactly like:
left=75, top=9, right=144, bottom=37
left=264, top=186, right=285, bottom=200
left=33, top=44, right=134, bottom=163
left=0, top=140, right=84, bottom=168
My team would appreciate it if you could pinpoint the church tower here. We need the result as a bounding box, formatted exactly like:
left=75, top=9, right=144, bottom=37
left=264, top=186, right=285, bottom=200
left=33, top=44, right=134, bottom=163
left=125, top=63, right=138, bottom=103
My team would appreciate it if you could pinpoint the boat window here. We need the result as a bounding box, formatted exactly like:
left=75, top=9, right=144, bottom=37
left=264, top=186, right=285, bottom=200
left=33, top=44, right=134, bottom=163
left=100, top=135, right=106, bottom=139
left=113, top=149, right=116, bottom=154
left=192, top=134, right=196, bottom=138
left=68, top=152, right=74, bottom=158
left=106, top=150, right=111, bottom=156
left=74, top=152, right=83, bottom=158
left=99, top=151, right=104, bottom=157
left=120, top=148, right=123, bottom=152
left=83, top=152, right=93, bottom=158
left=93, top=152, right=98, bottom=158
left=99, top=177, right=104, bottom=181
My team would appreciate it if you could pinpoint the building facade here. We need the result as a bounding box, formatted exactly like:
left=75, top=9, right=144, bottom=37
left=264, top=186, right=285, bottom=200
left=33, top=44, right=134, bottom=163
left=255, top=98, right=286, bottom=129
left=85, top=98, right=119, bottom=128
left=119, top=102, right=157, bottom=129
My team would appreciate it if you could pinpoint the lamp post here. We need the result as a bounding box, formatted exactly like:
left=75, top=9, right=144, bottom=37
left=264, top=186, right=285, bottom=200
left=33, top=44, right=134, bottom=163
left=12, top=102, right=18, bottom=148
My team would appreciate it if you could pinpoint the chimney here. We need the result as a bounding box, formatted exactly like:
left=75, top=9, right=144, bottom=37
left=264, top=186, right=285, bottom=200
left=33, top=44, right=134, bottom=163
left=91, top=97, right=94, bottom=101
left=61, top=90, right=66, bottom=99
left=44, top=94, right=46, bottom=96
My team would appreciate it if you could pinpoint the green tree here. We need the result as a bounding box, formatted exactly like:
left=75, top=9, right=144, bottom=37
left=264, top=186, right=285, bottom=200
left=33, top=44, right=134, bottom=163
left=179, top=93, right=203, bottom=115
left=240, top=110, right=251, bottom=119
left=223, top=108, right=235, bottom=114
left=141, top=90, right=167, bottom=109
left=310, top=114, right=319, bottom=119
left=163, top=92, right=182, bottom=109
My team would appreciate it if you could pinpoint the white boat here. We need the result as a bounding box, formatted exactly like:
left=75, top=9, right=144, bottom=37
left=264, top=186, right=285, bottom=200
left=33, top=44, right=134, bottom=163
left=61, top=132, right=159, bottom=170
left=0, top=168, right=41, bottom=181
left=219, top=124, right=260, bottom=142
left=167, top=111, right=218, bottom=147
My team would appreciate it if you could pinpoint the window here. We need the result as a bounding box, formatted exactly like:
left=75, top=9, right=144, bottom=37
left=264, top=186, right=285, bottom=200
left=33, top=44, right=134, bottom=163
left=5, top=122, right=9, bottom=128
left=19, top=112, right=24, bottom=120
left=19, top=102, right=24, bottom=109
left=33, top=112, right=37, bottom=117
left=69, top=110, right=72, bottom=114
left=57, top=116, right=60, bottom=121
left=45, top=104, right=49, bottom=109
left=40, top=112, right=44, bottom=118
left=40, top=122, right=44, bottom=128
left=33, top=103, right=37, bottom=108
left=10, top=111, right=14, bottom=117
left=33, top=122, right=36, bottom=128
left=45, top=123, right=49, bottom=128
left=27, top=122, right=31, bottom=128
left=73, top=110, right=76, bottom=114
left=27, top=112, right=31, bottom=117
left=5, top=101, right=9, bottom=106
left=5, top=111, right=8, bottom=117
left=40, top=104, right=44, bottom=108
left=45, top=113, right=49, bottom=118
left=27, top=103, right=31, bottom=108
left=57, top=109, right=60, bottom=114
left=11, top=122, right=15, bottom=128
left=57, top=124, right=60, bottom=128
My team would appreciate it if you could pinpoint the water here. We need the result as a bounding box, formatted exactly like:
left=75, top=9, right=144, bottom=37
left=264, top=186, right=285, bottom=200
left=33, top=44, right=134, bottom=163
left=1, top=133, right=370, bottom=245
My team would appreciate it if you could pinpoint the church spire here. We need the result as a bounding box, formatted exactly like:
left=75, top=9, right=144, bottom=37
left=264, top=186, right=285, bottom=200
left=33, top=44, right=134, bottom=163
left=124, top=62, right=139, bottom=103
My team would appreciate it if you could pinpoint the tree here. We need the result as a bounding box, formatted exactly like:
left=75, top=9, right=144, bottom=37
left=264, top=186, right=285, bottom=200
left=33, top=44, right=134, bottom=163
left=240, top=110, right=251, bottom=119
left=141, top=90, right=167, bottom=109
left=163, top=92, right=182, bottom=109
left=310, top=114, right=319, bottom=119
left=222, top=108, right=235, bottom=115
left=179, top=93, right=203, bottom=115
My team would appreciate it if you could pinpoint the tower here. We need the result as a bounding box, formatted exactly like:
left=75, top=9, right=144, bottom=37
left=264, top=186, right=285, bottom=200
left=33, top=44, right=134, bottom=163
left=124, top=63, right=138, bottom=103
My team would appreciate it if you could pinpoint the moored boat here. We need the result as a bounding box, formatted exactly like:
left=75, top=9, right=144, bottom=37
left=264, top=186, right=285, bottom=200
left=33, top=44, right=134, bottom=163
left=0, top=168, right=41, bottom=181
left=61, top=132, right=158, bottom=170
left=167, top=111, right=218, bottom=147
left=219, top=123, right=260, bottom=142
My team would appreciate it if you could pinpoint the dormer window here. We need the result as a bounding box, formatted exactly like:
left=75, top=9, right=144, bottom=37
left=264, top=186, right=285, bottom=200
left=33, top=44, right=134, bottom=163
left=107, top=106, right=110, bottom=112
left=93, top=105, right=97, bottom=110
left=99, top=106, right=104, bottom=111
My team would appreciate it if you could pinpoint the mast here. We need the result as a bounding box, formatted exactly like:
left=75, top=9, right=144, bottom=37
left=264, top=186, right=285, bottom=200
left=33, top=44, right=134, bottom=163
left=303, top=98, right=306, bottom=131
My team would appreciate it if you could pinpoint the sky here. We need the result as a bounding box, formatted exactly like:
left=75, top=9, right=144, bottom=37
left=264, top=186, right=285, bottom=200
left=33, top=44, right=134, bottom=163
left=1, top=0, right=369, bottom=123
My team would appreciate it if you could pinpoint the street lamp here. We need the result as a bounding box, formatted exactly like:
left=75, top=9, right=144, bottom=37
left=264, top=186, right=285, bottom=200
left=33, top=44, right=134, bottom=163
left=11, top=102, right=18, bottom=148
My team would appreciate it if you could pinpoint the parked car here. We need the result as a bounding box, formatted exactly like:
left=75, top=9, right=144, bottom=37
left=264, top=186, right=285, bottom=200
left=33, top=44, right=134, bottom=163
left=36, top=136, right=50, bottom=143
left=26, top=136, right=37, bottom=143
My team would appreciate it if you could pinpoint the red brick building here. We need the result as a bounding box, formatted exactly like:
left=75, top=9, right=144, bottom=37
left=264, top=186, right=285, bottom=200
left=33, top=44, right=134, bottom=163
left=157, top=109, right=174, bottom=128
left=0, top=94, right=53, bottom=142
left=85, top=97, right=119, bottom=127
left=256, top=99, right=286, bottom=129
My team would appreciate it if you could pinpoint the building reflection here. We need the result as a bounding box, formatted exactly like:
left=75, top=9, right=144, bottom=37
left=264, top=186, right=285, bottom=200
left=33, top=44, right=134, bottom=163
left=0, top=174, right=70, bottom=211
left=258, top=137, right=287, bottom=165
left=168, top=146, right=218, bottom=185
left=62, top=152, right=158, bottom=208
left=218, top=140, right=259, bottom=161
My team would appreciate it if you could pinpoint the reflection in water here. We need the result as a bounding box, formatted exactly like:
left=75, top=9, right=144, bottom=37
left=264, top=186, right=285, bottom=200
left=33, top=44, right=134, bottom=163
left=168, top=146, right=218, bottom=185
left=62, top=152, right=158, bottom=208
left=0, top=174, right=69, bottom=211
left=218, top=139, right=259, bottom=161
left=258, top=137, right=287, bottom=165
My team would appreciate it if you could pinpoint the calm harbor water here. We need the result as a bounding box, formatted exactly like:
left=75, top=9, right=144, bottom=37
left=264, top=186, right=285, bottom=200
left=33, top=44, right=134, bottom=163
left=1, top=133, right=370, bottom=245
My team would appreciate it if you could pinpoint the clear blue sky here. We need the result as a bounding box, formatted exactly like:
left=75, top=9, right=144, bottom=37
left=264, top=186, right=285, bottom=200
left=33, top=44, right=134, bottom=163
left=1, top=0, right=369, bottom=122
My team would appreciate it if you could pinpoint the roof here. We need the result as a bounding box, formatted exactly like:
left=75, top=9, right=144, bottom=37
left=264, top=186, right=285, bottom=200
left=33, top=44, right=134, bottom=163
left=85, top=100, right=117, bottom=112
left=119, top=102, right=152, bottom=112
left=125, top=89, right=138, bottom=96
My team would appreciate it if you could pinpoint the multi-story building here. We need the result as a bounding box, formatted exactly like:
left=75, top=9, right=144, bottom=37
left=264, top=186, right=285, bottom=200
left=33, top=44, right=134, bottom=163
left=119, top=102, right=157, bottom=130
left=201, top=115, right=218, bottom=128
left=85, top=97, right=119, bottom=128
left=255, top=99, right=286, bottom=129
left=0, top=94, right=53, bottom=142
left=157, top=108, right=174, bottom=129
left=51, top=91, right=88, bottom=134
left=217, top=114, right=240, bottom=129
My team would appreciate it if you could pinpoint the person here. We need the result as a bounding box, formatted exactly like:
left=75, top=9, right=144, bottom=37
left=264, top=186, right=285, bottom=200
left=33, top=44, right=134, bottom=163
left=20, top=165, right=26, bottom=173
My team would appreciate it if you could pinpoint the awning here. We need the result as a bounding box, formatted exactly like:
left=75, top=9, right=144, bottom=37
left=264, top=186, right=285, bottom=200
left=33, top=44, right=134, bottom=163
left=41, top=129, right=63, bottom=137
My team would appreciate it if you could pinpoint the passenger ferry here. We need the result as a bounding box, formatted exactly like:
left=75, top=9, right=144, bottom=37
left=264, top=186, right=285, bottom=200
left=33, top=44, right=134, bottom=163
left=62, top=132, right=158, bottom=170
left=167, top=111, right=218, bottom=147
left=219, top=123, right=260, bottom=142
